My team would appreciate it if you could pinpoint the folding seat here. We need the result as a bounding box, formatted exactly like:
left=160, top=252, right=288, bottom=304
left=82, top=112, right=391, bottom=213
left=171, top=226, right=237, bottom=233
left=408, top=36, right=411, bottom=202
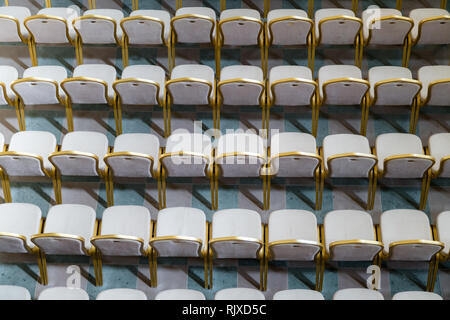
left=333, top=288, right=384, bottom=300
left=217, top=9, right=264, bottom=77
left=428, top=133, right=450, bottom=180
left=273, top=289, right=325, bottom=300
left=159, top=133, right=214, bottom=209
left=215, top=288, right=265, bottom=300
left=24, top=7, right=80, bottom=66
left=38, top=287, right=89, bottom=300
left=155, top=289, right=206, bottom=300
left=0, top=66, right=19, bottom=127
left=319, top=210, right=383, bottom=291
left=90, top=205, right=152, bottom=286
left=0, top=286, right=31, bottom=300
left=120, top=10, right=171, bottom=69
left=30, top=204, right=98, bottom=286
left=266, top=132, right=322, bottom=210
left=217, top=65, right=265, bottom=130
left=48, top=131, right=111, bottom=206
left=170, top=7, right=216, bottom=71
left=0, top=131, right=57, bottom=203
left=361, top=9, right=413, bottom=68
left=314, top=9, right=363, bottom=67
left=418, top=65, right=450, bottom=114
left=0, top=6, right=31, bottom=60
left=10, top=65, right=67, bottom=131
left=378, top=209, right=444, bottom=291
left=318, top=65, right=369, bottom=135
left=368, top=66, right=422, bottom=134
left=150, top=207, right=208, bottom=288
left=165, top=64, right=215, bottom=136
left=112, top=65, right=165, bottom=136
left=433, top=211, right=450, bottom=292
left=265, top=10, right=314, bottom=72
left=213, top=133, right=266, bottom=209
left=60, top=64, right=117, bottom=133
left=267, top=66, right=318, bottom=135
left=209, top=209, right=264, bottom=290
left=392, top=291, right=443, bottom=300
left=0, top=203, right=45, bottom=284
left=96, top=288, right=147, bottom=300
left=72, top=9, right=124, bottom=65
left=265, top=210, right=322, bottom=291
left=375, top=133, right=435, bottom=210
left=322, top=134, right=378, bottom=210
left=407, top=9, right=450, bottom=66
left=104, top=133, right=160, bottom=207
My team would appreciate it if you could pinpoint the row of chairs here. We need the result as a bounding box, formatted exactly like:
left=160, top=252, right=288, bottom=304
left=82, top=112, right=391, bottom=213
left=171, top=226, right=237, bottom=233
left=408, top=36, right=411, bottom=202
left=0, top=286, right=445, bottom=300
left=1, top=63, right=448, bottom=137
left=0, top=6, right=448, bottom=70
left=1, top=130, right=449, bottom=211
left=0, top=203, right=448, bottom=292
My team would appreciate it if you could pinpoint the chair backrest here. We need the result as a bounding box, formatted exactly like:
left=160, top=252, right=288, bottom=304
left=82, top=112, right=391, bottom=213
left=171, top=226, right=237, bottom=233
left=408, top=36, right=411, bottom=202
left=367, top=16, right=413, bottom=45
left=0, top=6, right=30, bottom=42
left=317, top=15, right=362, bottom=45
left=373, top=79, right=421, bottom=106
left=327, top=154, right=377, bottom=178
left=74, top=13, right=121, bottom=44
left=219, top=16, right=262, bottom=46
left=270, top=78, right=316, bottom=106
left=167, top=78, right=213, bottom=105
left=12, top=78, right=62, bottom=105
left=383, top=155, right=434, bottom=179
left=268, top=16, right=312, bottom=46
left=50, top=151, right=101, bottom=176
left=218, top=79, right=264, bottom=106
left=121, top=15, right=166, bottom=45
left=322, top=79, right=368, bottom=105
left=172, top=10, right=216, bottom=44
left=426, top=80, right=450, bottom=106
left=62, top=78, right=109, bottom=104
left=416, top=14, right=450, bottom=45
left=114, top=78, right=161, bottom=106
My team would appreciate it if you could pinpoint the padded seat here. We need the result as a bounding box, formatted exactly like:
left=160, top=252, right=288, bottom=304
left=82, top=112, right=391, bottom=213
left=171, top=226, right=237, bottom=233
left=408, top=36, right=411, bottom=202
left=273, top=289, right=324, bottom=300
left=155, top=289, right=206, bottom=300
left=215, top=288, right=265, bottom=300
left=38, top=287, right=89, bottom=300
left=127, top=10, right=171, bottom=44
left=392, top=291, right=443, bottom=300
left=0, top=285, right=31, bottom=300
left=172, top=7, right=216, bottom=44
left=267, top=9, right=311, bottom=45
left=0, top=6, right=31, bottom=41
left=429, top=133, right=450, bottom=177
left=78, top=9, right=124, bottom=42
left=315, top=8, right=360, bottom=45
left=96, top=288, right=147, bottom=300
left=333, top=288, right=384, bottom=300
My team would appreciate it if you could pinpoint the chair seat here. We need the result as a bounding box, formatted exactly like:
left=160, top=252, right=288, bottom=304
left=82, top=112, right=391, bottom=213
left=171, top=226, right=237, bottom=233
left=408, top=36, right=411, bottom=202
left=96, top=288, right=147, bottom=300
left=437, top=211, right=450, bottom=257
left=315, top=8, right=357, bottom=43
left=35, top=7, right=79, bottom=41
left=0, top=6, right=31, bottom=41
left=409, top=8, right=449, bottom=42
left=38, top=287, right=89, bottom=300
left=0, top=285, right=31, bottom=300
left=273, top=289, right=324, bottom=300
left=392, top=291, right=443, bottom=300
left=0, top=203, right=42, bottom=250
left=418, top=65, right=450, bottom=105
left=83, top=9, right=124, bottom=41
left=333, top=288, right=384, bottom=300
left=215, top=288, right=265, bottom=300
left=40, top=204, right=96, bottom=252
left=368, top=66, right=415, bottom=102
left=169, top=64, right=215, bottom=104
left=130, top=10, right=171, bottom=43
left=174, top=7, right=216, bottom=44
left=155, top=289, right=206, bottom=300
left=429, top=133, right=450, bottom=176
left=362, top=8, right=403, bottom=42
left=212, top=209, right=261, bottom=240
left=0, top=66, right=18, bottom=104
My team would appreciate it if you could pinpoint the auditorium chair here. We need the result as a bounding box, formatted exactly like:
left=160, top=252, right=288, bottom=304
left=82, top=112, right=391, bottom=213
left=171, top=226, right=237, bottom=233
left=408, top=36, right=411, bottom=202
left=433, top=211, right=450, bottom=291
left=392, top=291, right=443, bottom=300
left=159, top=132, right=214, bottom=209
left=265, top=209, right=322, bottom=292
left=150, top=207, right=208, bottom=288
left=38, top=287, right=89, bottom=300
left=104, top=133, right=161, bottom=207
left=0, top=66, right=19, bottom=128
left=265, top=132, right=323, bottom=210
left=0, top=286, right=31, bottom=300
left=333, top=288, right=384, bottom=300
left=322, top=134, right=377, bottom=210
left=155, top=289, right=206, bottom=300
left=273, top=289, right=325, bottom=300
left=0, top=6, right=31, bottom=62
left=90, top=205, right=152, bottom=287
left=30, top=204, right=98, bottom=286
left=209, top=209, right=265, bottom=290
left=214, top=287, right=265, bottom=300
left=96, top=288, right=147, bottom=300
left=428, top=133, right=450, bottom=180
left=11, top=65, right=67, bottom=131
left=0, top=131, right=58, bottom=203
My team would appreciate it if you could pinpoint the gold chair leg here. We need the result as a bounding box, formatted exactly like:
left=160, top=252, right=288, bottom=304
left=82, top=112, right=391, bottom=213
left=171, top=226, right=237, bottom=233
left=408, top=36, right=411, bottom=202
left=442, top=0, right=448, bottom=9
left=426, top=256, right=436, bottom=291
left=315, top=252, right=322, bottom=291
left=153, top=252, right=158, bottom=288
left=162, top=168, right=167, bottom=208
left=14, top=98, right=25, bottom=131
left=214, top=166, right=219, bottom=210
left=133, top=0, right=138, bottom=10
left=315, top=168, right=322, bottom=211
left=216, top=101, right=221, bottom=131
left=1, top=171, right=12, bottom=203
left=430, top=254, right=440, bottom=292
left=19, top=100, right=26, bottom=131
left=220, top=0, right=226, bottom=11
left=114, top=97, right=123, bottom=135
left=96, top=249, right=103, bottom=286
left=90, top=250, right=99, bottom=285
left=396, top=0, right=402, bottom=10
left=215, top=42, right=221, bottom=80
left=308, top=0, right=314, bottom=18
left=210, top=171, right=215, bottom=210
left=352, top=0, right=358, bottom=14
left=52, top=170, right=62, bottom=204
left=259, top=256, right=264, bottom=291
left=64, top=99, right=74, bottom=132
left=405, top=35, right=412, bottom=68
left=204, top=253, right=209, bottom=289
left=36, top=249, right=48, bottom=285
left=266, top=175, right=271, bottom=210
left=209, top=250, right=213, bottom=289
left=370, top=169, right=378, bottom=210
left=413, top=99, right=421, bottom=134
left=27, top=38, right=37, bottom=66
left=122, top=39, right=129, bottom=69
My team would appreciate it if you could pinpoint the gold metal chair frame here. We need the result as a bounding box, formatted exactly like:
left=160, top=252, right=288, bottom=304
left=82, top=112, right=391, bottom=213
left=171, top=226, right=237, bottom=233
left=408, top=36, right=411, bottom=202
left=376, top=152, right=435, bottom=210
left=216, top=16, right=265, bottom=78
left=149, top=221, right=209, bottom=288
left=370, top=78, right=422, bottom=134
left=48, top=150, right=113, bottom=207
left=320, top=77, right=370, bottom=135
left=325, top=152, right=378, bottom=210
left=112, top=78, right=164, bottom=136
left=268, top=78, right=318, bottom=136
left=72, top=15, right=122, bottom=66
left=165, top=77, right=215, bottom=137
left=24, top=14, right=78, bottom=67
left=266, top=16, right=315, bottom=74
left=316, top=15, right=363, bottom=68
left=265, top=224, right=323, bottom=291
left=170, top=14, right=216, bottom=73
left=264, top=150, right=323, bottom=211
left=431, top=225, right=449, bottom=292
left=363, top=16, right=414, bottom=68
left=421, top=78, right=450, bottom=107
left=61, top=76, right=116, bottom=133
left=216, top=78, right=265, bottom=131
left=159, top=150, right=216, bottom=210
left=30, top=219, right=99, bottom=286
left=0, top=82, right=22, bottom=134
left=396, top=0, right=448, bottom=10
left=120, top=16, right=170, bottom=70
left=209, top=231, right=265, bottom=290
